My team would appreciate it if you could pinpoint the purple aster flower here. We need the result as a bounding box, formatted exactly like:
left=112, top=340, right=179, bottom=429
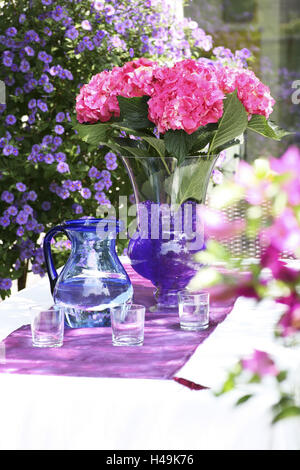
left=43, top=82, right=54, bottom=93
left=37, top=51, right=49, bottom=62
left=53, top=137, right=62, bottom=148
left=54, top=125, right=64, bottom=135
left=88, top=166, right=98, bottom=178
left=16, top=211, right=28, bottom=225
left=6, top=27, right=17, bottom=37
left=16, top=226, right=24, bottom=236
left=42, top=0, right=52, bottom=4
left=65, top=27, right=79, bottom=40
left=0, top=278, right=12, bottom=290
left=26, top=219, right=37, bottom=231
left=16, top=182, right=26, bottom=192
left=15, top=87, right=23, bottom=96
left=57, top=188, right=70, bottom=199
left=42, top=201, right=51, bottom=211
left=94, top=181, right=105, bottom=191
left=3, top=145, right=14, bottom=156
left=129, top=48, right=134, bottom=58
left=49, top=182, right=58, bottom=193
left=0, top=104, right=6, bottom=113
left=44, top=153, right=54, bottom=164
left=27, top=190, right=37, bottom=201
left=19, top=14, right=26, bottom=23
left=24, top=46, right=35, bottom=56
left=7, top=205, right=18, bottom=216
left=1, top=191, right=14, bottom=203
left=74, top=180, right=82, bottom=190
left=11, top=147, right=19, bottom=156
left=101, top=170, right=111, bottom=180
left=0, top=216, right=10, bottom=227
left=80, top=188, right=91, bottom=199
left=52, top=5, right=65, bottom=21
left=55, top=112, right=65, bottom=122
left=2, top=55, right=13, bottom=67
left=55, top=151, right=66, bottom=162
left=28, top=99, right=37, bottom=109
left=42, top=135, right=53, bottom=146
left=44, top=27, right=52, bottom=36
left=28, top=114, right=36, bottom=125
left=57, top=162, right=69, bottom=173
left=38, top=73, right=49, bottom=85
left=37, top=100, right=48, bottom=112
left=72, top=203, right=82, bottom=214
left=106, top=161, right=117, bottom=170
left=5, top=114, right=16, bottom=126
left=20, top=59, right=30, bottom=72
left=22, top=204, right=33, bottom=215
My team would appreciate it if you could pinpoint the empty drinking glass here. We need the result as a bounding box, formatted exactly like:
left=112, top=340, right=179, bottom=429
left=110, top=304, right=145, bottom=346
left=30, top=305, right=65, bottom=348
left=178, top=291, right=209, bottom=331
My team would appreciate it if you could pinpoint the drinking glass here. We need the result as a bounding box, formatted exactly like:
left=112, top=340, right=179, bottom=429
left=177, top=290, right=209, bottom=331
left=110, top=304, right=145, bottom=346
left=30, top=305, right=65, bottom=348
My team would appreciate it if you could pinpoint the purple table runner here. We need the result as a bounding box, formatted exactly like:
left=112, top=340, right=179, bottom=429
left=0, top=266, right=231, bottom=380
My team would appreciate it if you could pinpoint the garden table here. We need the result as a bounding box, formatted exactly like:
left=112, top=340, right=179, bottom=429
left=0, top=258, right=299, bottom=450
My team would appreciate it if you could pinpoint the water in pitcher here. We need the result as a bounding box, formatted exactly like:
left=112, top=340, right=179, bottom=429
left=55, top=275, right=133, bottom=328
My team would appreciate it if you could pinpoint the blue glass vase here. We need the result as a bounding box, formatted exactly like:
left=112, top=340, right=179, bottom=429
left=43, top=218, right=133, bottom=328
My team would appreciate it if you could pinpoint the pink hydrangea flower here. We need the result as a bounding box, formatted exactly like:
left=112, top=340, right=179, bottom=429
left=76, top=58, right=157, bottom=123
left=241, top=350, right=279, bottom=377
left=148, top=60, right=224, bottom=134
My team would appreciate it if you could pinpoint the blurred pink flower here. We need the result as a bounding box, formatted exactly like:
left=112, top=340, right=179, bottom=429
left=270, top=146, right=300, bottom=205
left=261, top=244, right=300, bottom=282
left=263, top=208, right=300, bottom=253
left=197, top=205, right=245, bottom=240
left=235, top=160, right=269, bottom=204
left=241, top=350, right=279, bottom=377
left=277, top=293, right=300, bottom=337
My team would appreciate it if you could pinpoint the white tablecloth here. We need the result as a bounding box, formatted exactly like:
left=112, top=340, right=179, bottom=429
left=0, top=270, right=299, bottom=450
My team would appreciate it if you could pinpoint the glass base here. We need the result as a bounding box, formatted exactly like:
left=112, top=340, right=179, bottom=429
left=32, top=340, right=63, bottom=348
left=112, top=336, right=143, bottom=346
left=153, top=288, right=181, bottom=312
left=180, top=322, right=209, bottom=331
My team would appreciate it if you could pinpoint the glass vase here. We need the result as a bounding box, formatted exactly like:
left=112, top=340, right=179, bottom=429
left=122, top=155, right=219, bottom=311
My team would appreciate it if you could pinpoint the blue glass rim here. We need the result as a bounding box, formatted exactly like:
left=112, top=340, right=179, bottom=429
left=62, top=218, right=123, bottom=233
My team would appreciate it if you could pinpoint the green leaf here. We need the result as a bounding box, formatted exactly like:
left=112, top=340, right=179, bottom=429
left=141, top=136, right=165, bottom=158
left=166, top=155, right=218, bottom=205
left=272, top=406, right=300, bottom=424
left=209, top=91, right=248, bottom=154
left=164, top=129, right=199, bottom=162
left=74, top=122, right=110, bottom=146
left=117, top=96, right=154, bottom=129
left=247, top=115, right=292, bottom=141
left=190, top=131, right=215, bottom=154
left=236, top=394, right=253, bottom=406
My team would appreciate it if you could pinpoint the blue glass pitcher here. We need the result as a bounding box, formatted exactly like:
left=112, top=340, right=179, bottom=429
left=43, top=218, right=133, bottom=328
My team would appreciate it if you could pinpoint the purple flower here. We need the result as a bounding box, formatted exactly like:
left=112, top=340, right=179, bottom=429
left=1, top=191, right=14, bottom=203
left=22, top=204, right=33, bottom=215
left=42, top=0, right=52, bottom=4
left=65, top=27, right=79, bottom=40
left=16, top=226, right=24, bottom=237
left=57, top=162, right=69, bottom=173
left=94, top=181, right=105, bottom=191
left=0, top=278, right=12, bottom=290
left=16, top=211, right=28, bottom=225
left=2, top=55, right=13, bottom=67
left=44, top=27, right=52, bottom=36
left=7, top=205, right=18, bottom=216
left=5, top=114, right=16, bottom=125
left=72, top=203, right=83, bottom=214
left=3, top=145, right=14, bottom=156
left=0, top=216, right=10, bottom=227
left=55, top=112, right=65, bottom=122
left=27, top=190, right=37, bottom=201
left=28, top=99, right=37, bottom=109
left=54, top=125, right=64, bottom=135
left=53, top=137, right=62, bottom=148
left=52, top=5, right=65, bottom=21
left=88, top=166, right=98, bottom=178
left=80, top=188, right=91, bottom=199
left=129, top=48, right=134, bottom=58
left=42, top=201, right=51, bottom=211
left=37, top=100, right=48, bottom=112
left=19, top=14, right=26, bottom=24
left=20, top=59, right=30, bottom=72
left=44, top=82, right=54, bottom=93
left=37, top=51, right=50, bottom=63
left=16, top=182, right=26, bottom=192
left=55, top=151, right=66, bottom=162
left=57, top=188, right=70, bottom=199
left=44, top=153, right=55, bottom=164
left=24, top=46, right=35, bottom=56
left=6, top=27, right=17, bottom=37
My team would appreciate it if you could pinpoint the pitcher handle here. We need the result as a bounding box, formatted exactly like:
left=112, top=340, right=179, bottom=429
left=43, top=225, right=68, bottom=294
